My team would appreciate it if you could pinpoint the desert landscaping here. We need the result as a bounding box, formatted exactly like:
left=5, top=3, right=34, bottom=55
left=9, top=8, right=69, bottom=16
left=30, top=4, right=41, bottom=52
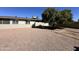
left=0, top=7, right=79, bottom=51
left=0, top=27, right=79, bottom=51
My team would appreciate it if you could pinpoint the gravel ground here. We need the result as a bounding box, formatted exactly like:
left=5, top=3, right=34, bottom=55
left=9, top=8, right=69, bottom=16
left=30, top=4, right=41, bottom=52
left=0, top=28, right=79, bottom=51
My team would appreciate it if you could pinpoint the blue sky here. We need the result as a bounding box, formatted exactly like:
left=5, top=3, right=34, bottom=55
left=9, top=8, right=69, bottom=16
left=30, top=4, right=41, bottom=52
left=0, top=7, right=79, bottom=21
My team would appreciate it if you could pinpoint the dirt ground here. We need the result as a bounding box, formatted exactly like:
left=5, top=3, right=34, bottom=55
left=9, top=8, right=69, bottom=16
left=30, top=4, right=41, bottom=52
left=0, top=28, right=79, bottom=51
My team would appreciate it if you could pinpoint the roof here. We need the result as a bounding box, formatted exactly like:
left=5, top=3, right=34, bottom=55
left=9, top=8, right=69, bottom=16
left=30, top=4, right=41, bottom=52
left=0, top=16, right=17, bottom=19
left=0, top=16, right=42, bottom=22
left=0, top=16, right=28, bottom=20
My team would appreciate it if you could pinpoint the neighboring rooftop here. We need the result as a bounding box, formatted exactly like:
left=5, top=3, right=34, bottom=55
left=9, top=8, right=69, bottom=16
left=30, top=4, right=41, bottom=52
left=0, top=16, right=17, bottom=19
left=0, top=16, right=31, bottom=20
left=0, top=16, right=42, bottom=22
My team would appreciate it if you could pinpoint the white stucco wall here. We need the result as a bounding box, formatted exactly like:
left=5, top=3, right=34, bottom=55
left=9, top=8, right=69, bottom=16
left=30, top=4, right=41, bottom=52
left=26, top=21, right=49, bottom=27
left=10, top=20, right=13, bottom=24
left=35, top=22, right=49, bottom=26
left=18, top=21, right=26, bottom=24
left=30, top=21, right=35, bottom=25
left=0, top=20, right=49, bottom=28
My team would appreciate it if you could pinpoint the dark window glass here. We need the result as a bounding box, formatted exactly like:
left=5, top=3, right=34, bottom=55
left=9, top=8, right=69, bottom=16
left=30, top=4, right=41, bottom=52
left=26, top=20, right=30, bottom=24
left=0, top=20, right=2, bottom=24
left=3, top=20, right=10, bottom=24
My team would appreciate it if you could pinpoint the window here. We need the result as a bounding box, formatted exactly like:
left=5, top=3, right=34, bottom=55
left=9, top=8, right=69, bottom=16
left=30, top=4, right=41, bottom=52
left=3, top=20, right=10, bottom=24
left=0, top=19, right=10, bottom=24
left=0, top=20, right=2, bottom=24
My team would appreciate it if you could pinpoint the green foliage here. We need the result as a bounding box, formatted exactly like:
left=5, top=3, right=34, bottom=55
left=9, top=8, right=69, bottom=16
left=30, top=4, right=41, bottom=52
left=42, top=8, right=58, bottom=27
left=42, top=8, right=57, bottom=22
left=42, top=8, right=73, bottom=28
left=61, top=9, right=73, bottom=23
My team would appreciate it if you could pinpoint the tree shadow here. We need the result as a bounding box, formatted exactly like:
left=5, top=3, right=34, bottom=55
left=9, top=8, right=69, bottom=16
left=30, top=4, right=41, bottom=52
left=74, top=46, right=79, bottom=51
left=33, top=25, right=64, bottom=30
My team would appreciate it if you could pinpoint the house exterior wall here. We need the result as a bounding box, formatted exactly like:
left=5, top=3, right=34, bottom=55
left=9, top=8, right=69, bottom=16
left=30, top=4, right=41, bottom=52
left=1, top=20, right=49, bottom=28
left=18, top=21, right=26, bottom=24
left=10, top=20, right=13, bottom=24
left=35, top=22, right=49, bottom=26
left=30, top=21, right=35, bottom=25
left=10, top=20, right=26, bottom=24
left=7, top=20, right=49, bottom=26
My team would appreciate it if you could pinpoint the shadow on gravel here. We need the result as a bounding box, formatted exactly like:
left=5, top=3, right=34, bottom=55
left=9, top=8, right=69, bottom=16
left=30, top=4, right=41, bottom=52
left=32, top=25, right=64, bottom=30
left=74, top=46, right=79, bottom=51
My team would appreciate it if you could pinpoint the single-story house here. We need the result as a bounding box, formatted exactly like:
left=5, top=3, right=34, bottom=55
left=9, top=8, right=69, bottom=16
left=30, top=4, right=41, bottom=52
left=0, top=16, right=49, bottom=27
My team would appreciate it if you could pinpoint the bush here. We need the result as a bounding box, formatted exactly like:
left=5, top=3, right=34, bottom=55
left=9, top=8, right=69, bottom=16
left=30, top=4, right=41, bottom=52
left=61, top=22, right=79, bottom=29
